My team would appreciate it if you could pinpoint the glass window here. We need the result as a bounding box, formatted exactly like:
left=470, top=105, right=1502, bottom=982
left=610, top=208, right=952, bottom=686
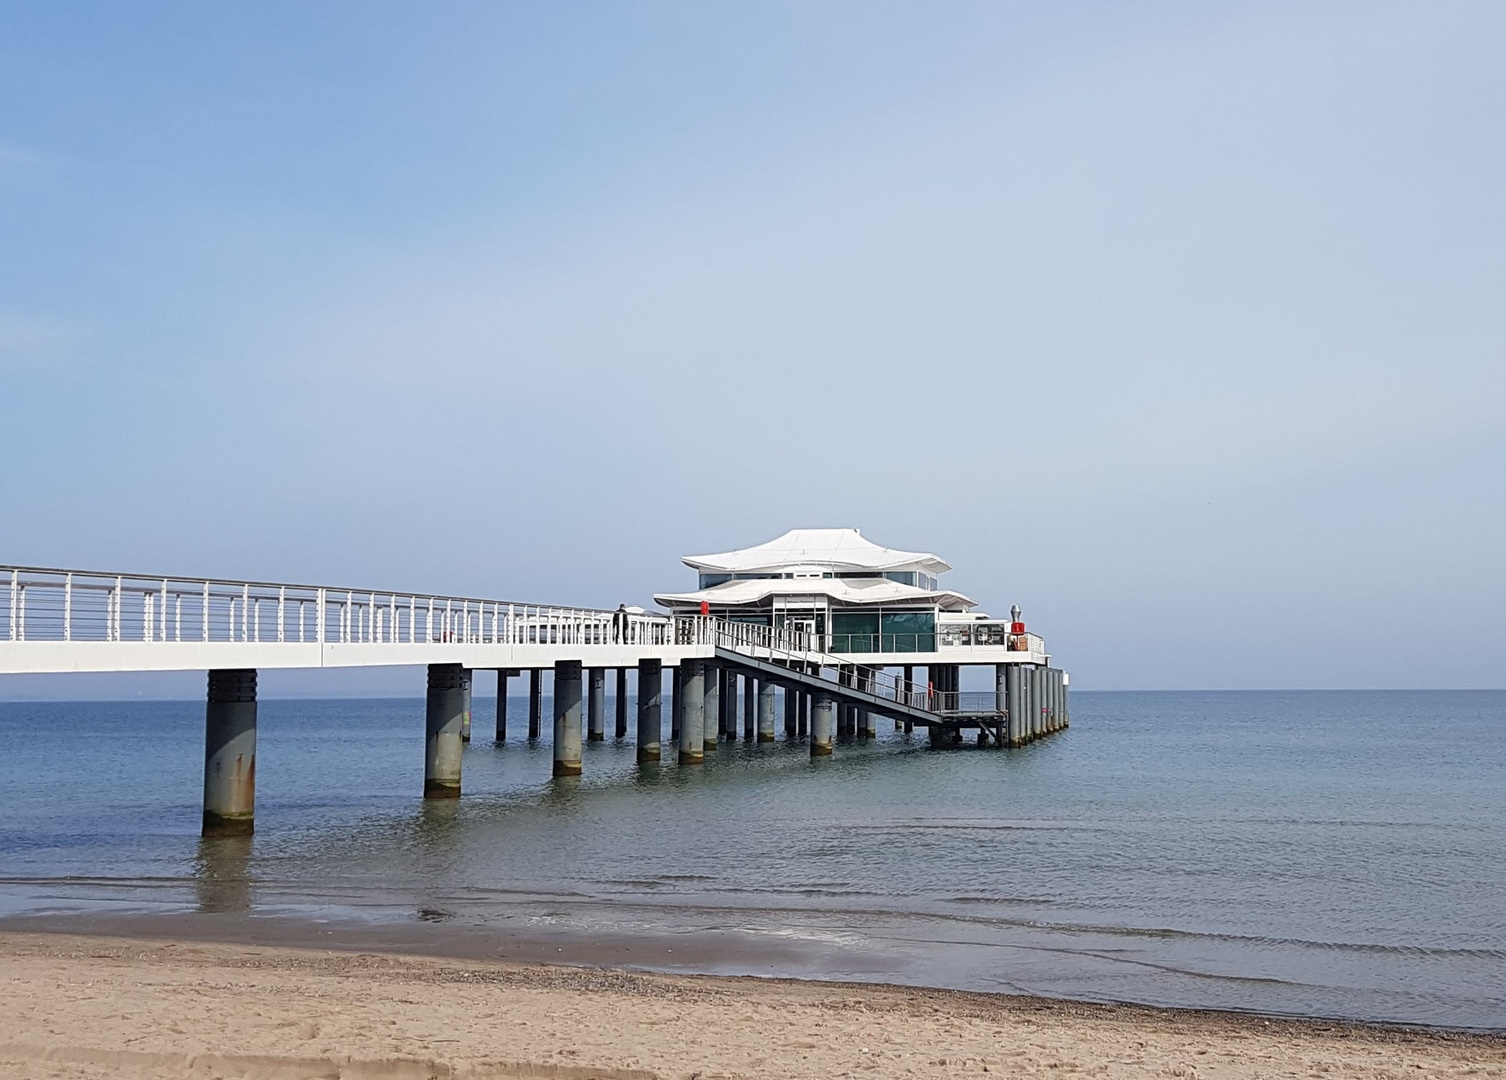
left=831, top=611, right=879, bottom=652
left=699, top=573, right=731, bottom=589
left=880, top=611, right=935, bottom=652
left=939, top=624, right=971, bottom=647
left=883, top=571, right=918, bottom=586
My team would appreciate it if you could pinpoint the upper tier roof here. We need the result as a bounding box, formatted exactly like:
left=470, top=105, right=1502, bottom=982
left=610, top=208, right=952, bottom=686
left=683, top=528, right=951, bottom=575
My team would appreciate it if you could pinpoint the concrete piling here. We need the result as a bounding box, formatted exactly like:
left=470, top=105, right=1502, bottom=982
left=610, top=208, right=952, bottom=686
left=553, top=660, right=583, bottom=777
left=799, top=691, right=810, bottom=737
left=423, top=663, right=465, bottom=800
left=679, top=659, right=705, bottom=765
left=615, top=667, right=629, bottom=739
left=703, top=662, right=720, bottom=750
left=1030, top=666, right=1043, bottom=739
left=460, top=668, right=473, bottom=743
left=203, top=668, right=257, bottom=836
left=743, top=675, right=756, bottom=741
left=671, top=665, right=682, bottom=742
left=758, top=680, right=776, bottom=742
left=528, top=669, right=542, bottom=740
left=587, top=667, right=606, bottom=742
left=784, top=688, right=798, bottom=738
left=636, top=658, right=662, bottom=763
left=811, top=693, right=834, bottom=757
left=1005, top=664, right=1023, bottom=746
left=495, top=669, right=511, bottom=742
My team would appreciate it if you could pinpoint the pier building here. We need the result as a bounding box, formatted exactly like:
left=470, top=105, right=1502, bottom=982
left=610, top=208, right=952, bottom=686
left=0, top=531, right=1069, bottom=837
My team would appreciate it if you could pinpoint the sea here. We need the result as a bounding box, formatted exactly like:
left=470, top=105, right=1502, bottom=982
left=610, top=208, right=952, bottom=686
left=0, top=690, right=1502, bottom=1032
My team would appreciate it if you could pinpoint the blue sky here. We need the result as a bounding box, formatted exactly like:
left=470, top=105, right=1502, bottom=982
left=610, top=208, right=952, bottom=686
left=2, top=1, right=1503, bottom=693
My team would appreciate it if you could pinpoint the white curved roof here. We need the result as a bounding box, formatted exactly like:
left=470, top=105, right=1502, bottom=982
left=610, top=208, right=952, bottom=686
left=655, top=576, right=975, bottom=612
left=684, top=528, right=950, bottom=575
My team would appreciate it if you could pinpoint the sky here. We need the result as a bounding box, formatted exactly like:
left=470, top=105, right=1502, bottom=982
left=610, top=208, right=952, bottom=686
left=1, top=1, right=1503, bottom=695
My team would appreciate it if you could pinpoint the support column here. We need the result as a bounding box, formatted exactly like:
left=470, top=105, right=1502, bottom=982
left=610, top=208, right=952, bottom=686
left=799, top=691, right=810, bottom=737
left=784, top=687, right=797, bottom=737
left=495, top=669, right=511, bottom=742
left=1028, top=666, right=1042, bottom=740
left=424, top=663, right=465, bottom=800
left=900, top=665, right=914, bottom=728
left=1062, top=671, right=1071, bottom=728
left=460, top=667, right=473, bottom=742
left=553, top=660, right=583, bottom=777
left=703, top=662, right=720, bottom=750
left=616, top=667, right=629, bottom=739
left=528, top=669, right=542, bottom=740
left=1006, top=664, right=1023, bottom=746
left=863, top=709, right=877, bottom=739
left=811, top=693, right=834, bottom=756
left=758, top=680, right=776, bottom=742
left=723, top=668, right=736, bottom=740
left=679, top=659, right=705, bottom=765
left=636, top=658, right=662, bottom=763
left=587, top=667, right=606, bottom=742
left=203, top=668, right=257, bottom=836
left=671, top=665, right=682, bottom=741
left=1038, top=667, right=1049, bottom=738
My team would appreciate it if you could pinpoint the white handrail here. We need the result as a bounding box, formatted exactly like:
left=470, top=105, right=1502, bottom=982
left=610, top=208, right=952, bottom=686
left=0, top=563, right=669, bottom=650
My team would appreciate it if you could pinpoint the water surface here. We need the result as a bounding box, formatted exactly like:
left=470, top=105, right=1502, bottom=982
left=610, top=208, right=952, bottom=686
left=0, top=690, right=1502, bottom=1030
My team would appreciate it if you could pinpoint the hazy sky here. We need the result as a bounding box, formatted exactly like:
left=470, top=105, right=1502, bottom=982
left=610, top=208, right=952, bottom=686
left=2, top=2, right=1503, bottom=694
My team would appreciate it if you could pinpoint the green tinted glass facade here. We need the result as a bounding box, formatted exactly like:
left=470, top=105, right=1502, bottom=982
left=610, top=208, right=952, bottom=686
left=880, top=612, right=935, bottom=652
left=829, top=610, right=935, bottom=652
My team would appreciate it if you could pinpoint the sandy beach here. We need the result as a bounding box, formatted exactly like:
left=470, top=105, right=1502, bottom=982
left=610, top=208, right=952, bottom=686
left=0, top=931, right=1501, bottom=1080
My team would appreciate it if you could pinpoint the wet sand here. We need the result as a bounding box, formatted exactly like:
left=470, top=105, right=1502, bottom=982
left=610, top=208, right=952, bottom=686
left=0, top=925, right=1502, bottom=1079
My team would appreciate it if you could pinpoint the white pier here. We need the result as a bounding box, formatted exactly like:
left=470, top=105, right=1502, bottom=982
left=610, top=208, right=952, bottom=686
left=2, top=561, right=1070, bottom=835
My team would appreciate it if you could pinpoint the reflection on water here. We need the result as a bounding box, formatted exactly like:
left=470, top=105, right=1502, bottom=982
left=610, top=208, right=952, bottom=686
left=194, top=836, right=253, bottom=913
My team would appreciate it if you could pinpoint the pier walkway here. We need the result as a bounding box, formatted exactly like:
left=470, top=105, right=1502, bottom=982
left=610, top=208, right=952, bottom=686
left=1, top=563, right=1070, bottom=835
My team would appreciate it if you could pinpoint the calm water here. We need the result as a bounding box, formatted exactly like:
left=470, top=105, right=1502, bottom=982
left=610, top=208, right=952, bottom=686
left=0, top=690, right=1502, bottom=1030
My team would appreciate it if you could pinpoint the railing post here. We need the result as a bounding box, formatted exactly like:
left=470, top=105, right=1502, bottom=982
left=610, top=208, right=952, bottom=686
left=202, top=581, right=210, bottom=642
left=7, top=570, right=16, bottom=641
left=113, top=577, right=122, bottom=641
left=316, top=588, right=326, bottom=644
left=63, top=573, right=72, bottom=641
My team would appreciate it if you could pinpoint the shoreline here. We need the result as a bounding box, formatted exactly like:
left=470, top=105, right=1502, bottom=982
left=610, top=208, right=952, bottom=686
left=1, top=929, right=1502, bottom=1080
left=4, top=907, right=1505, bottom=1043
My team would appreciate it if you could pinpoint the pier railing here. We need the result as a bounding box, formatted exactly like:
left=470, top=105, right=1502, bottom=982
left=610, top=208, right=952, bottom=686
left=0, top=565, right=672, bottom=649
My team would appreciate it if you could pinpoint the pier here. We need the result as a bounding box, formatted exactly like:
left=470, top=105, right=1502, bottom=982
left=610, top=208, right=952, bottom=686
left=1, top=530, right=1070, bottom=836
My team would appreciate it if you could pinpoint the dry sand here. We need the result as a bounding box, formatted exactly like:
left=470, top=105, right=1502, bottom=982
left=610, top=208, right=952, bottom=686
left=0, top=931, right=1501, bottom=1080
